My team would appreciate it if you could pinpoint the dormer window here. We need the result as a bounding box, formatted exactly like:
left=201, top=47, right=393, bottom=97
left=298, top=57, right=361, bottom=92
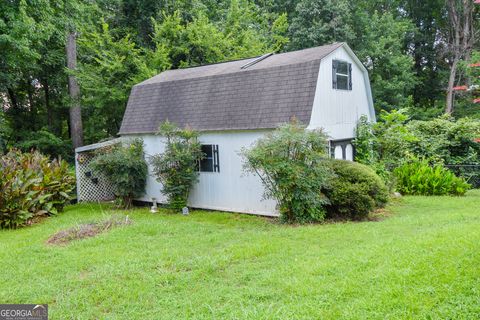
left=332, top=60, right=352, bottom=90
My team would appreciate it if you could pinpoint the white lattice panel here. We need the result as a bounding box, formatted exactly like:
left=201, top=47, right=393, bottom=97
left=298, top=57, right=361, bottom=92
left=76, top=152, right=116, bottom=202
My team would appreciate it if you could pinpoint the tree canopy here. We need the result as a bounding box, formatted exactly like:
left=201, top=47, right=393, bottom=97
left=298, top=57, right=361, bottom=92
left=0, top=0, right=479, bottom=158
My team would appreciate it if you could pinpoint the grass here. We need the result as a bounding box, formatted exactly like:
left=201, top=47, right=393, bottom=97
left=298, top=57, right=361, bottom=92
left=1, top=191, right=480, bottom=319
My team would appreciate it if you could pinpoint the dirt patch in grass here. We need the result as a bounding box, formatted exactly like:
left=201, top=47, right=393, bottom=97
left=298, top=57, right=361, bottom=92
left=367, top=208, right=394, bottom=222
left=47, top=215, right=132, bottom=245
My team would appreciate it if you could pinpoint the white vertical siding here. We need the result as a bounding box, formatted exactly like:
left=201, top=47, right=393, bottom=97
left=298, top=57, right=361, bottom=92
left=130, top=131, right=278, bottom=216
left=308, top=46, right=374, bottom=139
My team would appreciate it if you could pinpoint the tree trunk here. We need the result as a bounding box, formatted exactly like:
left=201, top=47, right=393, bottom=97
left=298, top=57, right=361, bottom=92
left=445, top=57, right=458, bottom=114
left=444, top=0, right=475, bottom=114
left=26, top=78, right=37, bottom=130
left=7, top=88, right=18, bottom=110
left=66, top=31, right=84, bottom=149
left=42, top=78, right=54, bottom=131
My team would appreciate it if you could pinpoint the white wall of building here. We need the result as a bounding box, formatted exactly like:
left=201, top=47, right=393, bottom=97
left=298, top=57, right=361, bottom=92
left=128, top=130, right=278, bottom=216
left=308, top=45, right=374, bottom=140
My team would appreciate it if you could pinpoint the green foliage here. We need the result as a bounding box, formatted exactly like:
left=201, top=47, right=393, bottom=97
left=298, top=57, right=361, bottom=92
left=0, top=150, right=75, bottom=228
left=0, top=0, right=39, bottom=91
left=351, top=11, right=416, bottom=110
left=1, top=0, right=479, bottom=162
left=406, top=116, right=480, bottom=165
left=323, top=159, right=389, bottom=220
left=0, top=110, right=10, bottom=153
left=77, top=22, right=161, bottom=143
left=242, top=121, right=333, bottom=223
left=394, top=158, right=470, bottom=196
left=455, top=50, right=480, bottom=118
left=90, top=139, right=148, bottom=209
left=399, top=0, right=448, bottom=108
left=353, top=111, right=412, bottom=188
left=15, top=129, right=72, bottom=161
left=270, top=13, right=290, bottom=52
left=152, top=11, right=227, bottom=68
left=288, top=0, right=354, bottom=50
left=289, top=1, right=416, bottom=111
left=3, top=194, right=480, bottom=318
left=150, top=121, right=203, bottom=211
left=0, top=0, right=101, bottom=155
left=354, top=110, right=480, bottom=188
left=372, top=109, right=417, bottom=169
left=352, top=115, right=376, bottom=165
left=354, top=110, right=480, bottom=192
left=151, top=6, right=287, bottom=70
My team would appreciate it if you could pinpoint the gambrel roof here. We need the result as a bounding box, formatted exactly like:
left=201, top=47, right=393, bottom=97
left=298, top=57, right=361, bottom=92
left=119, top=43, right=343, bottom=134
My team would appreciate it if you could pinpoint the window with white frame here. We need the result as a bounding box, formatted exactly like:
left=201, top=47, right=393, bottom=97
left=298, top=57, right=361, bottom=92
left=332, top=60, right=352, bottom=90
left=330, top=139, right=354, bottom=161
left=199, top=144, right=220, bottom=172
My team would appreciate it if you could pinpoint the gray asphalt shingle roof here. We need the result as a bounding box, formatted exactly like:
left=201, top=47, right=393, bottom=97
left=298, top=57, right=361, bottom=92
left=119, top=43, right=343, bottom=134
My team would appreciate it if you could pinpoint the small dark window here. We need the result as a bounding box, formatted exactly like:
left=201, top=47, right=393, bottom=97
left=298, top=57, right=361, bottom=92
left=199, top=144, right=220, bottom=172
left=332, top=60, right=352, bottom=90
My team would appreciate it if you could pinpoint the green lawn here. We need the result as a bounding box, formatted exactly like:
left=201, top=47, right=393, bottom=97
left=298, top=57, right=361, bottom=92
left=1, top=192, right=480, bottom=319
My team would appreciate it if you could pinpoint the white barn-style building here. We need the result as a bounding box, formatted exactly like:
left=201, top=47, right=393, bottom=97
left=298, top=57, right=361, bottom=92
left=77, top=42, right=375, bottom=216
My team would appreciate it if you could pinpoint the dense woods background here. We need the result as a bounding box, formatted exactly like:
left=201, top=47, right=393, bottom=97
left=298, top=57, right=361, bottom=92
left=0, top=0, right=479, bottom=159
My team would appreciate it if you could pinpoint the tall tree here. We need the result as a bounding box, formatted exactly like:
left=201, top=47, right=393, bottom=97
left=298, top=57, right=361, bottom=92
left=288, top=0, right=354, bottom=50
left=76, top=22, right=161, bottom=143
left=350, top=9, right=416, bottom=110
left=402, top=0, right=446, bottom=109
left=66, top=31, right=84, bottom=149
left=445, top=0, right=476, bottom=114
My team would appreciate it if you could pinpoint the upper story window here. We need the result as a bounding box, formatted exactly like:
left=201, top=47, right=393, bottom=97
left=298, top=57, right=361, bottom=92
left=332, top=60, right=352, bottom=90
left=199, top=144, right=220, bottom=172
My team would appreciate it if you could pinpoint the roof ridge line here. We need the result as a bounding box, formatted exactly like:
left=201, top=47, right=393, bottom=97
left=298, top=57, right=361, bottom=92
left=134, top=59, right=323, bottom=88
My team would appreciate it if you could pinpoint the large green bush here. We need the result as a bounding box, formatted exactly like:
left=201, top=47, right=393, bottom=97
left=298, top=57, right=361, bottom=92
left=90, top=139, right=148, bottom=208
left=0, top=150, right=75, bottom=228
left=323, top=159, right=389, bottom=220
left=150, top=121, right=203, bottom=211
left=242, top=121, right=333, bottom=223
left=394, top=158, right=470, bottom=196
left=354, top=110, right=480, bottom=189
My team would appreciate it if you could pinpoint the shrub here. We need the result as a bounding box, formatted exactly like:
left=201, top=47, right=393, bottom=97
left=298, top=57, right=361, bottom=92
left=90, top=139, right=148, bottom=208
left=242, top=121, right=333, bottom=223
left=0, top=150, right=75, bottom=228
left=354, top=111, right=480, bottom=187
left=323, top=159, right=389, bottom=220
left=15, top=129, right=72, bottom=161
left=150, top=121, right=203, bottom=211
left=394, top=158, right=471, bottom=196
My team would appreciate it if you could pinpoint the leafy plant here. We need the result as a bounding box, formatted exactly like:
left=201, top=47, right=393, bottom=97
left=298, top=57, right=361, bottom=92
left=90, top=139, right=148, bottom=209
left=354, top=110, right=480, bottom=188
left=77, top=22, right=160, bottom=141
left=242, top=121, right=333, bottom=223
left=394, top=158, right=470, bottom=196
left=0, top=150, right=75, bottom=228
left=150, top=121, right=203, bottom=211
left=15, top=129, right=72, bottom=161
left=323, top=159, right=389, bottom=220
